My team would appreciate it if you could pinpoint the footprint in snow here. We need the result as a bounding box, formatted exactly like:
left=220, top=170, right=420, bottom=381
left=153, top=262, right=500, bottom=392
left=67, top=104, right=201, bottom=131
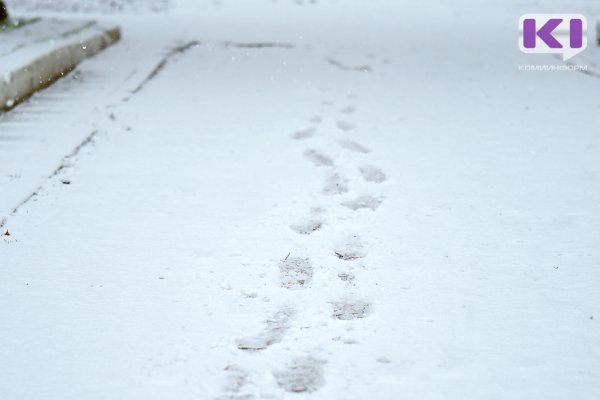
left=338, top=139, right=370, bottom=154
left=331, top=300, right=372, bottom=320
left=359, top=165, right=387, bottom=183
left=217, top=364, right=252, bottom=400
left=337, top=120, right=356, bottom=131
left=342, top=195, right=383, bottom=211
left=290, top=207, right=325, bottom=234
left=338, top=271, right=356, bottom=285
left=290, top=219, right=322, bottom=235
left=340, top=105, right=356, bottom=114
left=332, top=336, right=358, bottom=345
left=279, top=256, right=313, bottom=289
left=304, top=149, right=334, bottom=167
left=327, top=58, right=372, bottom=73
left=322, top=173, right=349, bottom=195
left=309, top=115, right=323, bottom=124
left=291, top=126, right=317, bottom=140
left=273, top=356, right=325, bottom=393
left=236, top=307, right=295, bottom=351
left=334, top=235, right=367, bottom=260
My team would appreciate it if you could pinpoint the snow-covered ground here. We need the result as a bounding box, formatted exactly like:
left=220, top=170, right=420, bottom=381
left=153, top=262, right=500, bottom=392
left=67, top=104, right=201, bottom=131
left=1, top=1, right=600, bottom=399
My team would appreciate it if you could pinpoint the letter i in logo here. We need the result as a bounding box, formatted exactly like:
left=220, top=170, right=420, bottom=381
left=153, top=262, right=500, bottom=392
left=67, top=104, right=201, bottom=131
left=519, top=14, right=587, bottom=61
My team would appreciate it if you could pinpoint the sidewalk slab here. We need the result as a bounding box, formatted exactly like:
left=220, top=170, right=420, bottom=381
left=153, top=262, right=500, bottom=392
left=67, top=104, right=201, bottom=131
left=0, top=17, right=120, bottom=111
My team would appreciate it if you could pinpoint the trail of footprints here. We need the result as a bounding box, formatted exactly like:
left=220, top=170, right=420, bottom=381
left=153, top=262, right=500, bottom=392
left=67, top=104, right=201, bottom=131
left=220, top=97, right=387, bottom=397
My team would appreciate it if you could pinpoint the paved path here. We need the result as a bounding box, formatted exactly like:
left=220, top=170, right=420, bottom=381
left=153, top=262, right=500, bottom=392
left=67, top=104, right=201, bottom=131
left=1, top=1, right=600, bottom=399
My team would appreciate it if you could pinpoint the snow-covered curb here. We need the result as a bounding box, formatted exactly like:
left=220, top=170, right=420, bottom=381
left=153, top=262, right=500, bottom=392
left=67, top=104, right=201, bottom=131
left=0, top=24, right=120, bottom=111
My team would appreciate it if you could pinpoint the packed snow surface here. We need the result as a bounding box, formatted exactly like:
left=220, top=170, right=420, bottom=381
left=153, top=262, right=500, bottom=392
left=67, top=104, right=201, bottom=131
left=1, top=1, right=600, bottom=399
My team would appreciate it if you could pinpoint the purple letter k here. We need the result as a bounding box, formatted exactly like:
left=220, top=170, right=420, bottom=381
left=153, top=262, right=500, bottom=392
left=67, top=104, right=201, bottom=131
left=523, top=18, right=563, bottom=49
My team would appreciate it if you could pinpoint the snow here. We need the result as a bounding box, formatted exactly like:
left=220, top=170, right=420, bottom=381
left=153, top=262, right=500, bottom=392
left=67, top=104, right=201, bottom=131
left=1, top=1, right=600, bottom=399
left=0, top=19, right=107, bottom=77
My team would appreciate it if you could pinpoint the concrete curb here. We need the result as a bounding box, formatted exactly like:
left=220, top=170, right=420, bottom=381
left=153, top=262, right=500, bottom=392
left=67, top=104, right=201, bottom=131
left=0, top=25, right=120, bottom=111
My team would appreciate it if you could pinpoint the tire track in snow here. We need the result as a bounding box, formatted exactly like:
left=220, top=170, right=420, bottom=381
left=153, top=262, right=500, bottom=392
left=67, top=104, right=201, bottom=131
left=129, top=40, right=201, bottom=96
left=0, top=129, right=99, bottom=229
left=129, top=40, right=296, bottom=97
left=1, top=38, right=300, bottom=238
left=1, top=40, right=202, bottom=230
